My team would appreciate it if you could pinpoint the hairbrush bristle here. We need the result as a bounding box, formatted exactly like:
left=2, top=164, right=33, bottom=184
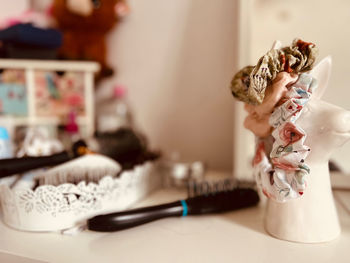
left=34, top=154, right=121, bottom=186
left=187, top=178, right=256, bottom=198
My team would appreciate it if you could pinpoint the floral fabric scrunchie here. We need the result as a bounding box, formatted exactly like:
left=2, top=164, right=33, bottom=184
left=253, top=73, right=317, bottom=202
left=230, top=39, right=318, bottom=105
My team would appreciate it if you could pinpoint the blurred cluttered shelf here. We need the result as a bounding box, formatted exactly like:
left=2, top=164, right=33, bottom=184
left=0, top=59, right=99, bottom=137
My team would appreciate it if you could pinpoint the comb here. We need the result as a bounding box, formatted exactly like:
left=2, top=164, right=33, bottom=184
left=34, top=154, right=121, bottom=187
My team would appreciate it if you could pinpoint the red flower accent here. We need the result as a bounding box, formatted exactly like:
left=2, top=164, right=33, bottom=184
left=285, top=100, right=298, bottom=113
left=284, top=59, right=293, bottom=73
left=253, top=141, right=265, bottom=166
left=296, top=40, right=314, bottom=51
left=279, top=122, right=304, bottom=146
left=299, top=192, right=304, bottom=196
left=272, top=158, right=298, bottom=171
left=280, top=54, right=286, bottom=65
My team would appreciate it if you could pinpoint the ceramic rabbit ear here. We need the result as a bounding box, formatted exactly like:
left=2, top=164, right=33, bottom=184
left=310, top=56, right=332, bottom=99
left=271, top=40, right=282, bottom=50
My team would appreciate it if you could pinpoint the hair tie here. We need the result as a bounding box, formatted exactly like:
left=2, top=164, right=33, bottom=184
left=230, top=39, right=319, bottom=202
left=254, top=73, right=317, bottom=202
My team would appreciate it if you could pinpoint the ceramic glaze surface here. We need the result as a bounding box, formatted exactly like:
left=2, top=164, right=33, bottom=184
left=264, top=56, right=350, bottom=243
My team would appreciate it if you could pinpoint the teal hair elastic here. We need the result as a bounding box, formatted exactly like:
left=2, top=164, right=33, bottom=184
left=180, top=200, right=188, bottom=217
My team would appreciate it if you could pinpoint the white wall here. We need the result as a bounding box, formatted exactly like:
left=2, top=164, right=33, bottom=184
left=0, top=0, right=28, bottom=20
left=0, top=0, right=238, bottom=171
left=97, top=0, right=238, bottom=171
left=249, top=0, right=350, bottom=173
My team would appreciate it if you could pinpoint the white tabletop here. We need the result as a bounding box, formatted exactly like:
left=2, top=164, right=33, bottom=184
left=0, top=188, right=349, bottom=263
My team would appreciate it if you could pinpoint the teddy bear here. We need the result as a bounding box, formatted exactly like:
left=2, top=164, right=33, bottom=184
left=51, top=0, right=129, bottom=79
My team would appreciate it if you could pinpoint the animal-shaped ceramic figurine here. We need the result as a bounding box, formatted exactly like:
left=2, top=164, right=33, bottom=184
left=264, top=54, right=350, bottom=243
left=230, top=39, right=350, bottom=243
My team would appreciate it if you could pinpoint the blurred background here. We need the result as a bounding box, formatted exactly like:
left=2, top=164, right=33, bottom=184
left=0, top=0, right=238, bottom=173
left=96, top=0, right=237, bottom=172
left=0, top=0, right=349, bottom=177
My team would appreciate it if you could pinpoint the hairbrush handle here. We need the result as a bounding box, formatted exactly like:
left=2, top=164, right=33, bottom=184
left=88, top=188, right=259, bottom=232
left=88, top=201, right=183, bottom=232
left=0, top=140, right=89, bottom=178
left=0, top=151, right=70, bottom=178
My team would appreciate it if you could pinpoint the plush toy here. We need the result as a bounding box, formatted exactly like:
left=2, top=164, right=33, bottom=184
left=51, top=0, right=129, bottom=79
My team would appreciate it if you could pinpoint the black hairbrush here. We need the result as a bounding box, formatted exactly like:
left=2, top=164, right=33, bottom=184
left=0, top=140, right=89, bottom=178
left=87, top=180, right=259, bottom=232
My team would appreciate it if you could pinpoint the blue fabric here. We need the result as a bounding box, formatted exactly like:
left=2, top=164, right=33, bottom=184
left=0, top=24, right=62, bottom=48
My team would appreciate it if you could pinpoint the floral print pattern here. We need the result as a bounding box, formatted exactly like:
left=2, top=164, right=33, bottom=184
left=230, top=39, right=318, bottom=105
left=278, top=122, right=304, bottom=146
left=253, top=73, right=316, bottom=202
